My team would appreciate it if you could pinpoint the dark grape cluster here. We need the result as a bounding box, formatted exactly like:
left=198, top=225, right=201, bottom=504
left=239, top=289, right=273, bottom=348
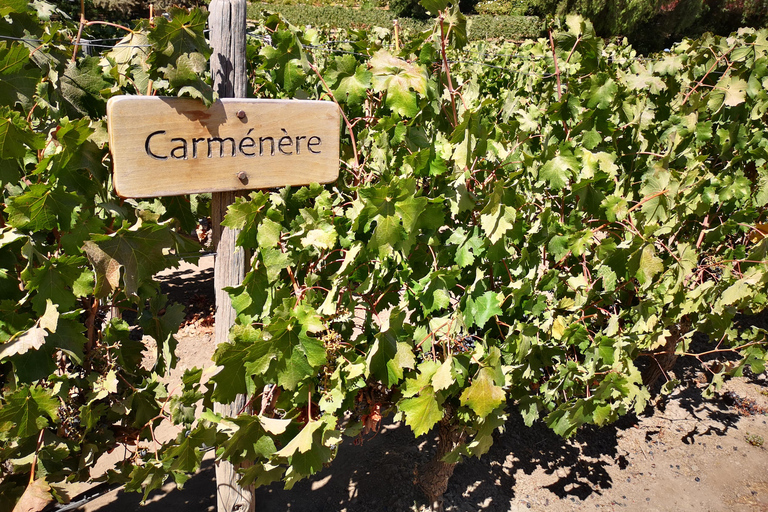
left=58, top=387, right=84, bottom=441
left=450, top=335, right=476, bottom=354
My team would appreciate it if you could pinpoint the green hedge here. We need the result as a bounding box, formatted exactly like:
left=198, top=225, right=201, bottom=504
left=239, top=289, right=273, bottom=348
left=247, top=3, right=543, bottom=39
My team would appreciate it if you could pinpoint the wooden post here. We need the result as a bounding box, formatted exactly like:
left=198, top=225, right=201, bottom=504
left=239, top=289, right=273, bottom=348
left=208, top=1, right=254, bottom=512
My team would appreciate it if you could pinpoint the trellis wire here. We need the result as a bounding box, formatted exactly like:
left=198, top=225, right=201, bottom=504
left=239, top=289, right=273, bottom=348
left=0, top=32, right=721, bottom=79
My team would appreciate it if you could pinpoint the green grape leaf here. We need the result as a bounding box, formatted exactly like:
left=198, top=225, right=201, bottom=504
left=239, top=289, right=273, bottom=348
left=61, top=58, right=109, bottom=118
left=24, top=255, right=90, bottom=314
left=0, top=0, right=28, bottom=16
left=332, top=61, right=372, bottom=106
left=538, top=154, right=578, bottom=190
left=400, top=387, right=442, bottom=436
left=82, top=222, right=177, bottom=298
left=259, top=29, right=309, bottom=93
left=0, top=386, right=58, bottom=440
left=413, top=270, right=456, bottom=315
left=139, top=295, right=184, bottom=374
left=6, top=184, right=82, bottom=232
left=277, top=346, right=314, bottom=391
left=222, top=192, right=270, bottom=246
left=370, top=50, right=428, bottom=118
left=420, top=0, right=449, bottom=15
left=0, top=42, right=41, bottom=108
left=0, top=107, right=43, bottom=159
left=586, top=74, right=617, bottom=109
left=220, top=416, right=272, bottom=462
left=159, top=52, right=213, bottom=105
left=149, top=7, right=210, bottom=63
left=125, top=461, right=167, bottom=502
left=459, top=367, right=505, bottom=418
left=466, top=291, right=503, bottom=329
left=275, top=420, right=323, bottom=458
left=166, top=428, right=212, bottom=474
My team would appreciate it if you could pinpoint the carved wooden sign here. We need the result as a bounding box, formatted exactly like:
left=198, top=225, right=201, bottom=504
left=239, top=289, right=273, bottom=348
left=106, top=96, right=340, bottom=198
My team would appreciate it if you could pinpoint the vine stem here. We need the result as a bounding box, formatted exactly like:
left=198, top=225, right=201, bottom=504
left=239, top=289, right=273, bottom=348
left=71, top=0, right=85, bottom=62
left=285, top=265, right=302, bottom=298
left=548, top=27, right=562, bottom=101
left=29, top=429, right=45, bottom=485
left=627, top=189, right=669, bottom=213
left=85, top=20, right=134, bottom=32
left=393, top=19, right=400, bottom=52
left=309, top=63, right=360, bottom=178
left=437, top=12, right=458, bottom=128
left=85, top=297, right=99, bottom=353
left=71, top=0, right=134, bottom=62
left=547, top=25, right=569, bottom=138
left=640, top=340, right=766, bottom=359
left=680, top=44, right=736, bottom=106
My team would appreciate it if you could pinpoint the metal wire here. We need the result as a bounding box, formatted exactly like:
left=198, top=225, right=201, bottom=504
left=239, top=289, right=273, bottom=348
left=0, top=34, right=152, bottom=47
left=0, top=31, right=711, bottom=77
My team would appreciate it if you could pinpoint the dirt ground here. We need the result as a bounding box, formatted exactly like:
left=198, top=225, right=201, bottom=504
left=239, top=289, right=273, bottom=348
left=79, top=257, right=768, bottom=512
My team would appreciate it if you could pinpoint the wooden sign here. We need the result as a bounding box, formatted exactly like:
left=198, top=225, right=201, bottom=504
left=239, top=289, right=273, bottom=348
left=106, top=96, right=340, bottom=198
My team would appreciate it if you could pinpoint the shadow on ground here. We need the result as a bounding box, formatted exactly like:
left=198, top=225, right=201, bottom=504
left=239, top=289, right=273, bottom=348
left=80, top=261, right=760, bottom=512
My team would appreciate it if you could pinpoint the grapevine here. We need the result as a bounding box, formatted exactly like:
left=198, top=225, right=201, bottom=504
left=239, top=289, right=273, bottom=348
left=1, top=1, right=767, bottom=510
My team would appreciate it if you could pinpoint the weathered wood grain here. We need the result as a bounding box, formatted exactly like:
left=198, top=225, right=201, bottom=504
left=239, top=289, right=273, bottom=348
left=209, top=2, right=254, bottom=512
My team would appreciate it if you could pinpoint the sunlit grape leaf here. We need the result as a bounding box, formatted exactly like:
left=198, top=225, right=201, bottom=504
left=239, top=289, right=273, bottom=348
left=460, top=368, right=504, bottom=418
left=479, top=183, right=516, bottom=244
left=432, top=356, right=454, bottom=391
left=466, top=291, right=503, bottom=329
left=301, top=225, right=337, bottom=250
left=709, top=76, right=748, bottom=110
left=0, top=0, right=28, bottom=15
left=400, top=387, right=442, bottom=436
left=586, top=74, right=617, bottom=109
left=12, top=478, right=52, bottom=512
left=370, top=50, right=428, bottom=118
left=275, top=420, right=323, bottom=458
left=159, top=52, right=213, bottom=105
left=538, top=154, right=578, bottom=190
left=636, top=244, right=663, bottom=284
left=148, top=7, right=210, bottom=62
left=0, top=325, right=46, bottom=360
